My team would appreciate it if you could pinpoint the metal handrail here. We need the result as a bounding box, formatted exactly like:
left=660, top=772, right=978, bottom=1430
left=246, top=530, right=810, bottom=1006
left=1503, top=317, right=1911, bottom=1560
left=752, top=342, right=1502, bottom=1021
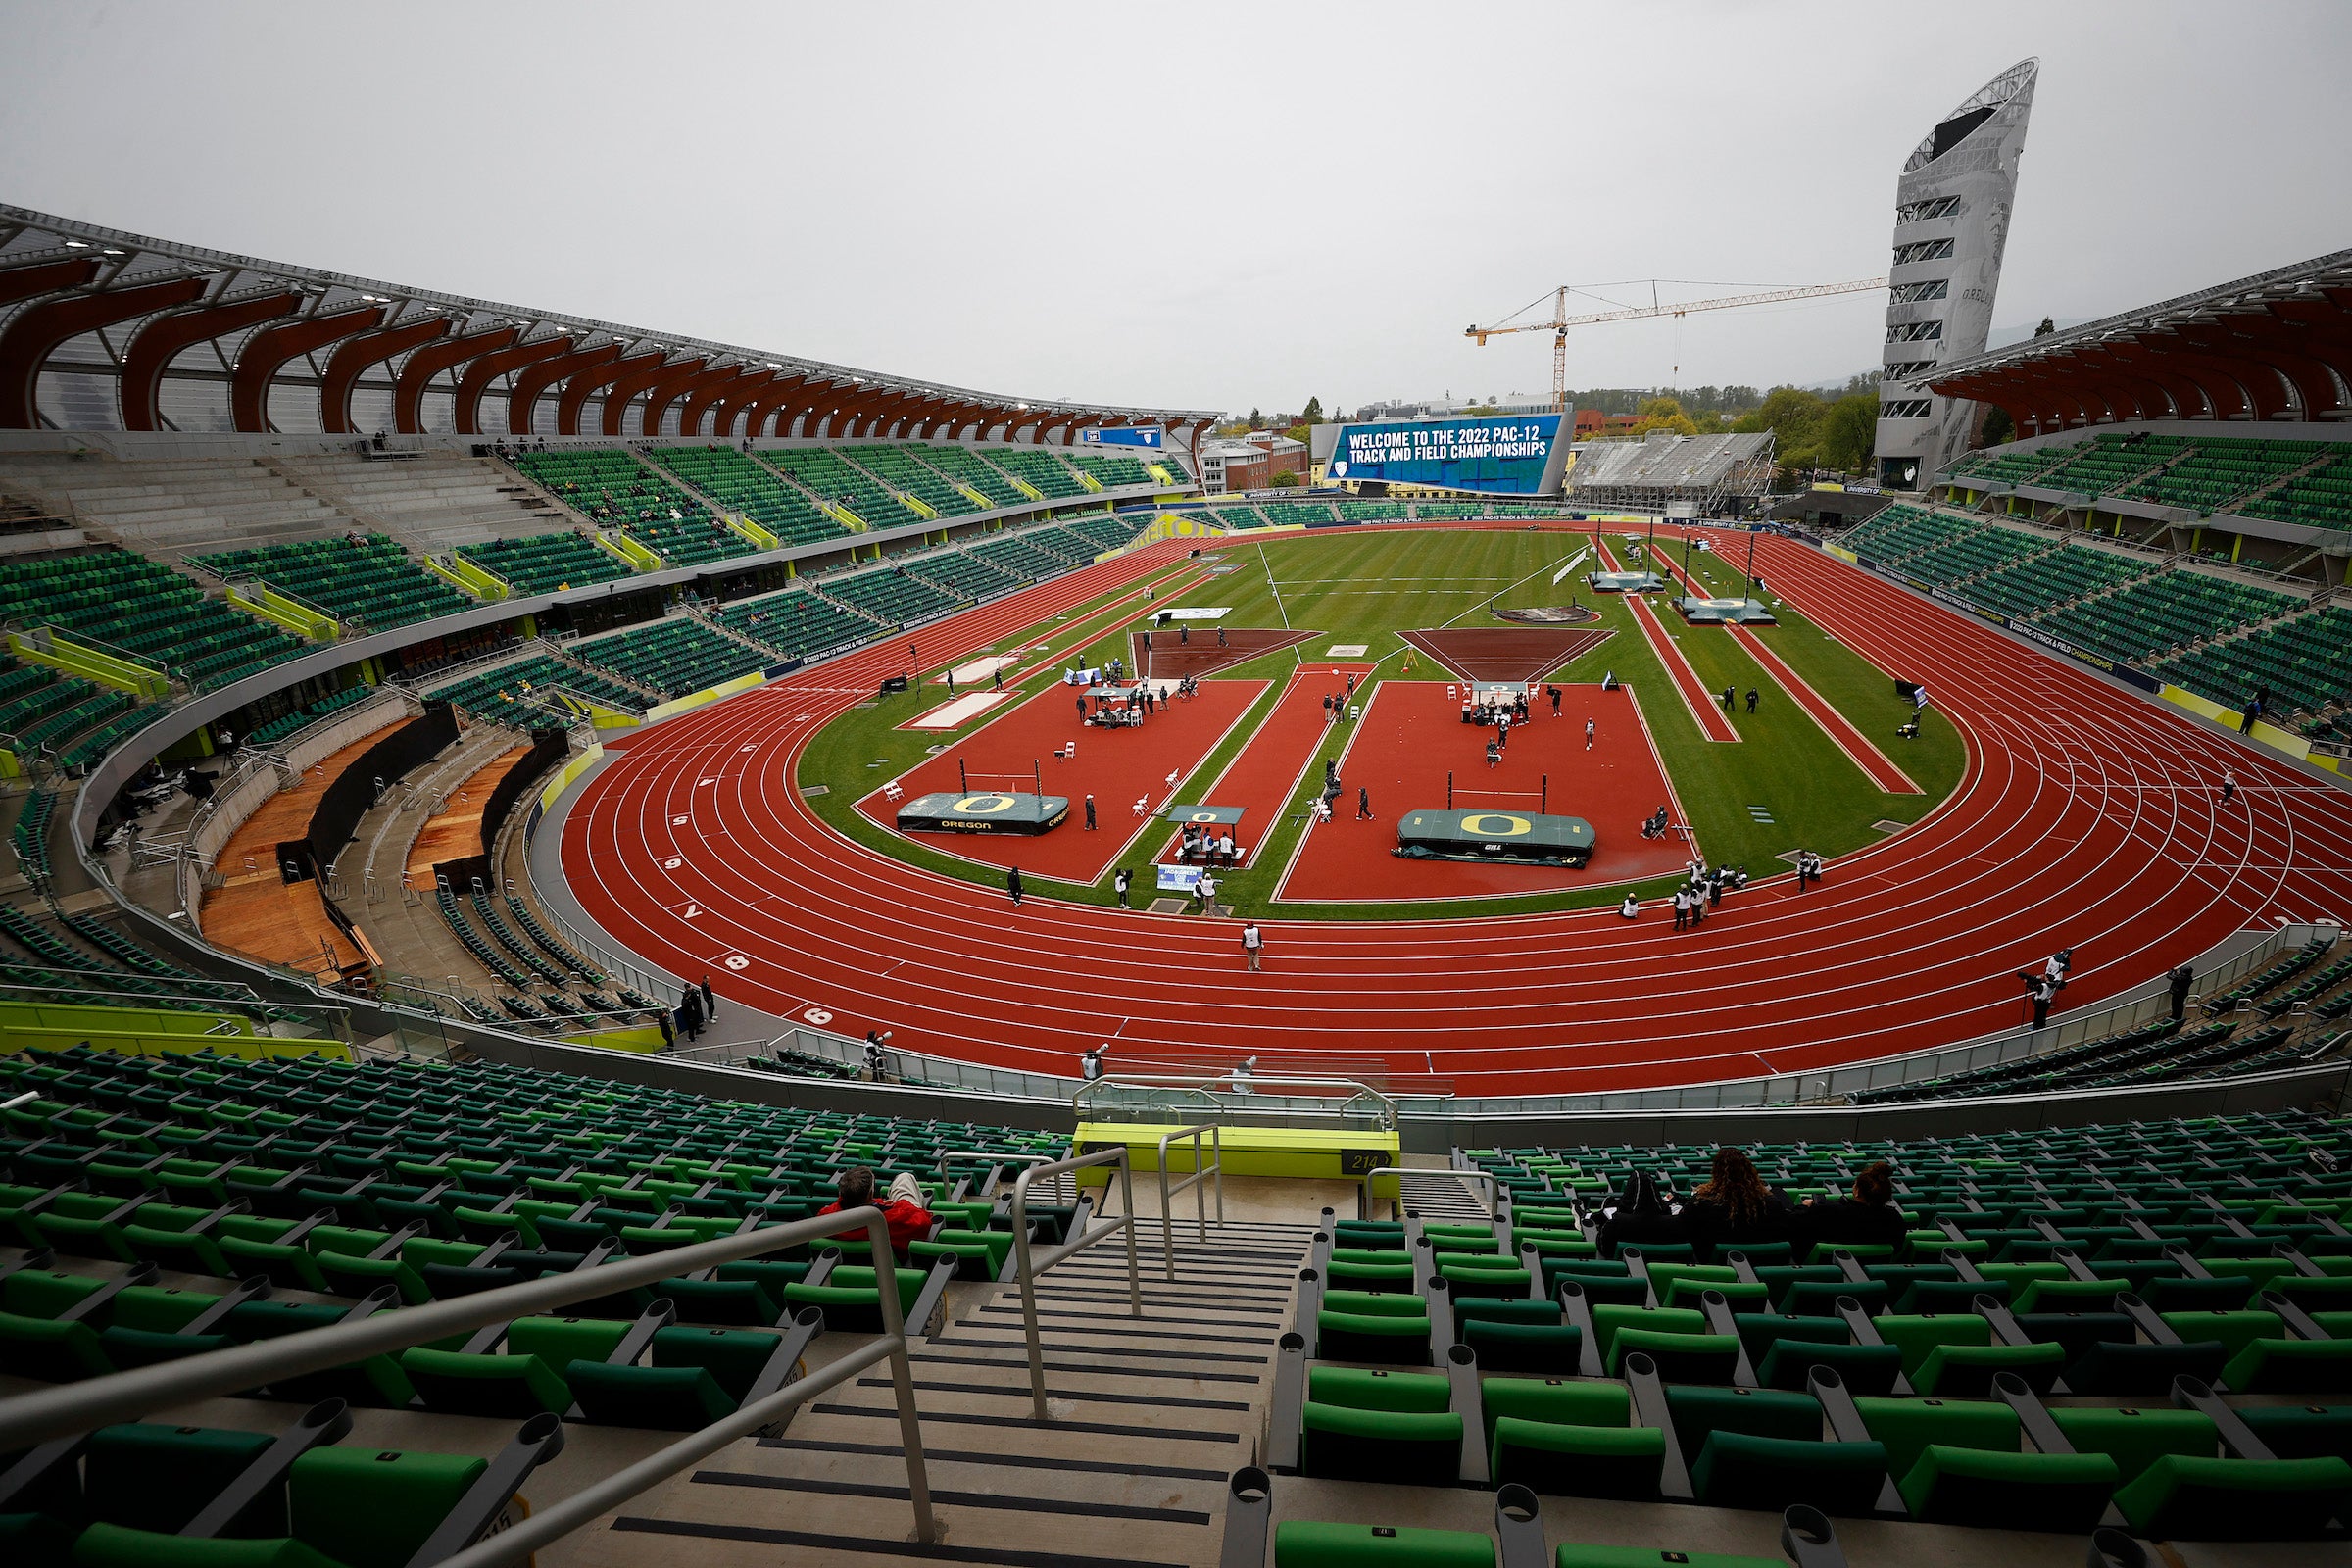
left=0, top=1204, right=937, bottom=1557
left=1154, top=1122, right=1224, bottom=1281
left=1358, top=1165, right=1501, bottom=1223
left=1011, top=1146, right=1141, bottom=1419
left=937, top=1150, right=1054, bottom=1191
left=1074, top=1073, right=1400, bottom=1130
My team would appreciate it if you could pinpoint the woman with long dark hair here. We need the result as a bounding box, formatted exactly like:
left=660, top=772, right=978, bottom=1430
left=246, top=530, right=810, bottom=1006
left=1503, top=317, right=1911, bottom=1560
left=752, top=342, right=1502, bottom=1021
left=1797, top=1160, right=1907, bottom=1249
left=1682, top=1148, right=1789, bottom=1253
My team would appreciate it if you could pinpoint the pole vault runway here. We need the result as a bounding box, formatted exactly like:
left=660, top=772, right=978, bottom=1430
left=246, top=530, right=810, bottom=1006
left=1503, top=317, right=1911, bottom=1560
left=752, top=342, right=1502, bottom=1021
left=562, top=525, right=2352, bottom=1096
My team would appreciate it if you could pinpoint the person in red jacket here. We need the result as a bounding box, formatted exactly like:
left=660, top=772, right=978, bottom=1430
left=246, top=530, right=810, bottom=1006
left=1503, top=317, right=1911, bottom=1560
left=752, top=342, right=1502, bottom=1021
left=818, top=1166, right=935, bottom=1256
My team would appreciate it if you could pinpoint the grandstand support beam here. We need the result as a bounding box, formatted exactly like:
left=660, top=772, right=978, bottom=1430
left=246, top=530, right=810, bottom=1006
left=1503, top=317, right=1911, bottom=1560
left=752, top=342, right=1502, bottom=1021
left=2178, top=320, right=2340, bottom=421
left=636, top=359, right=731, bottom=438
left=453, top=334, right=578, bottom=437
left=0, top=274, right=205, bottom=429
left=680, top=366, right=770, bottom=439
left=503, top=341, right=624, bottom=439
left=228, top=305, right=385, bottom=435
left=1000, top=406, right=1054, bottom=445
left=773, top=378, right=855, bottom=440
left=119, top=290, right=301, bottom=432
left=1033, top=409, right=1088, bottom=447
left=0, top=255, right=102, bottom=313
left=549, top=348, right=664, bottom=436
left=852, top=388, right=926, bottom=440
left=393, top=325, right=518, bottom=435
left=732, top=372, right=808, bottom=440
left=550, top=348, right=662, bottom=439
left=2069, top=347, right=2194, bottom=424
left=321, top=317, right=451, bottom=435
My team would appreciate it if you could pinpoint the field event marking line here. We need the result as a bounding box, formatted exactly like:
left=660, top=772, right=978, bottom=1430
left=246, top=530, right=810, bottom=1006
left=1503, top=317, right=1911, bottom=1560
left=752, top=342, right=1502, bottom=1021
left=1268, top=680, right=1387, bottom=904
left=1731, top=625, right=1923, bottom=795
left=1594, top=537, right=1739, bottom=744
left=1624, top=679, right=1703, bottom=870
left=1437, top=544, right=1596, bottom=631
left=1158, top=664, right=1377, bottom=871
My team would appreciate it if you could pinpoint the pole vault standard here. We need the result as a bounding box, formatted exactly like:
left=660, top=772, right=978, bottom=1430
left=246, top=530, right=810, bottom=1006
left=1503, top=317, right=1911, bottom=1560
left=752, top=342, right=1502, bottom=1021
left=1447, top=772, right=1547, bottom=813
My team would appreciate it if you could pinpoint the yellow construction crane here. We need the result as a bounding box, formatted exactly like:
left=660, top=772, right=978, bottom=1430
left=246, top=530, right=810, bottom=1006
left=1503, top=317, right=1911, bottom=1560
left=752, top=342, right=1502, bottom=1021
left=1466, top=277, right=1887, bottom=411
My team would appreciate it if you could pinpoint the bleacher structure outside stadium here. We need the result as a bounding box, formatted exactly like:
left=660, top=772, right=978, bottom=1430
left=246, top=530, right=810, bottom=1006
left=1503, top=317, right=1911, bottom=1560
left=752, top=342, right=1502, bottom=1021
left=0, top=194, right=2336, bottom=1150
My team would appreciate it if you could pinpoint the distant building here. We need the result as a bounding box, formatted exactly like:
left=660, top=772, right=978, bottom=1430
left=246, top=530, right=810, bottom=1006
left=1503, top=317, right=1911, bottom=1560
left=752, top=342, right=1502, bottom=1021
left=1573, top=410, right=1641, bottom=439
left=1875, top=58, right=2038, bottom=490
left=1199, top=433, right=1306, bottom=494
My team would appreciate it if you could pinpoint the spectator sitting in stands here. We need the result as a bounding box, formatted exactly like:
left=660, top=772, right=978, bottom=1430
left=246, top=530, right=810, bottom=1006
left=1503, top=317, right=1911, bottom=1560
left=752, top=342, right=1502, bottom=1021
left=817, top=1165, right=935, bottom=1257
left=1596, top=1170, right=1685, bottom=1258
left=1795, top=1160, right=1906, bottom=1250
left=1680, top=1148, right=1790, bottom=1255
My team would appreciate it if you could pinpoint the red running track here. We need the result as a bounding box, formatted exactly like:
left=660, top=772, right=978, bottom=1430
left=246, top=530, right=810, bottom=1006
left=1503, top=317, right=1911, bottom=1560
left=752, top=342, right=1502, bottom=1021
left=561, top=527, right=2352, bottom=1095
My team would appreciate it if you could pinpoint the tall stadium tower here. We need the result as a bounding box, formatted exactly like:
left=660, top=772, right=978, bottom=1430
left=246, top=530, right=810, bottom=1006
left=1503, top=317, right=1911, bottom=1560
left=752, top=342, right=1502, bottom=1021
left=1875, top=58, right=2038, bottom=489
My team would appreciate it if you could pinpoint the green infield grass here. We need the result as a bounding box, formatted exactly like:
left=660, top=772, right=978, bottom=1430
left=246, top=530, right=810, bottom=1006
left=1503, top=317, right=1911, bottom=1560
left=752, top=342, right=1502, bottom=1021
left=794, top=525, right=1965, bottom=920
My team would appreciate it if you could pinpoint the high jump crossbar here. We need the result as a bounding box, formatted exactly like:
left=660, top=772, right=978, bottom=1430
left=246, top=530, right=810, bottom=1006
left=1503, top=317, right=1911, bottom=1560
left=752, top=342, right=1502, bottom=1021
left=1447, top=772, right=1547, bottom=814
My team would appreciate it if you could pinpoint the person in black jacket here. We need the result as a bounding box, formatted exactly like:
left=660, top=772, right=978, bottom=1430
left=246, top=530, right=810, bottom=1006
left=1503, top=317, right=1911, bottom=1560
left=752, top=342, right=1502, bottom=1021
left=1795, top=1161, right=1906, bottom=1250
left=1596, top=1171, right=1687, bottom=1258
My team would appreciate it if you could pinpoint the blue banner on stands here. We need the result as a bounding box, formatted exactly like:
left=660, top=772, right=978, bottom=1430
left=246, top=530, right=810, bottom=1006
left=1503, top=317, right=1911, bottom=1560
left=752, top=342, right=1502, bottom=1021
left=1079, top=426, right=1163, bottom=449
left=764, top=660, right=803, bottom=678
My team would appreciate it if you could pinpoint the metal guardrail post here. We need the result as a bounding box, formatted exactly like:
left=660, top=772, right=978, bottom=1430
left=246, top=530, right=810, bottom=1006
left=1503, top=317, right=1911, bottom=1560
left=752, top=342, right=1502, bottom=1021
left=1011, top=1146, right=1140, bottom=1420
left=0, top=1205, right=937, bottom=1551
left=1154, top=1122, right=1224, bottom=1281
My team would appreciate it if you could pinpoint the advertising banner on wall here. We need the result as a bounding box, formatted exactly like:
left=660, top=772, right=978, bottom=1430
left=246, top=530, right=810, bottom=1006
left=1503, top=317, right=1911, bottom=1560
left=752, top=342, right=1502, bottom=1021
left=1079, top=426, right=1164, bottom=449
left=1324, top=413, right=1570, bottom=495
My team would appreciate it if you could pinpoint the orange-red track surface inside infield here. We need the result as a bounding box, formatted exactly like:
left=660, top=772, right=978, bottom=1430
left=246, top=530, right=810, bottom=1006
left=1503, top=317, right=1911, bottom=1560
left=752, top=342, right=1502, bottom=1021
left=856, top=675, right=1264, bottom=885
left=1276, top=681, right=1690, bottom=903
left=559, top=527, right=2352, bottom=1097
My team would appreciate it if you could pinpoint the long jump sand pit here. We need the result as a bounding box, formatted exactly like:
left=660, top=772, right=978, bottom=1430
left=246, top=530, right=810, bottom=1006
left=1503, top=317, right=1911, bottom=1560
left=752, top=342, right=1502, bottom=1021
left=1401, top=627, right=1613, bottom=683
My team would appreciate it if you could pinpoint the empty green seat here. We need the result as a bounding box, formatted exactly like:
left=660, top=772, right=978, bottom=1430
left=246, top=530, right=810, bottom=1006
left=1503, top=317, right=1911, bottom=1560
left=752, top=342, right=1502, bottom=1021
left=1300, top=1367, right=1459, bottom=1485
left=1482, top=1378, right=1660, bottom=1498
left=2222, top=1336, right=2352, bottom=1394
left=1271, top=1521, right=1494, bottom=1567
left=1897, top=1445, right=2121, bottom=1531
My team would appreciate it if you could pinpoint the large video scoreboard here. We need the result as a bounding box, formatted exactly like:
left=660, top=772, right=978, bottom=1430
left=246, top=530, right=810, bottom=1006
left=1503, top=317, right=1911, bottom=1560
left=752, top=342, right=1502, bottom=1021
left=1323, top=412, right=1571, bottom=495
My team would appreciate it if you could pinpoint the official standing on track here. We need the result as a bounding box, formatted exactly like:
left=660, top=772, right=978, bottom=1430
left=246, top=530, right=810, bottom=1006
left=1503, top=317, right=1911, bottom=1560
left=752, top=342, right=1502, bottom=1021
left=1242, top=919, right=1263, bottom=971
left=1585, top=717, right=1595, bottom=750
left=1673, top=889, right=1690, bottom=930
left=1357, top=786, right=1373, bottom=820
left=1113, top=867, right=1132, bottom=907
left=1085, top=795, right=1097, bottom=830
left=1007, top=866, right=1024, bottom=906
left=1550, top=685, right=1562, bottom=716
left=2221, top=768, right=2237, bottom=805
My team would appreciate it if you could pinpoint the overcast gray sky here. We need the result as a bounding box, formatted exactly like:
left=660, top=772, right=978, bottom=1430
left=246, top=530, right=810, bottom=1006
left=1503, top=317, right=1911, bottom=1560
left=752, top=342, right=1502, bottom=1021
left=3, top=1, right=2345, bottom=416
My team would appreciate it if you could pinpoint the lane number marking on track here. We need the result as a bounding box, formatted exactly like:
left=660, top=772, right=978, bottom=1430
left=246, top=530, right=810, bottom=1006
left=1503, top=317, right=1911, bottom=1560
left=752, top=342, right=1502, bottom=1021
left=724, top=955, right=750, bottom=971
left=662, top=857, right=684, bottom=869
left=803, top=1007, right=833, bottom=1025
left=672, top=815, right=690, bottom=826
left=682, top=905, right=702, bottom=919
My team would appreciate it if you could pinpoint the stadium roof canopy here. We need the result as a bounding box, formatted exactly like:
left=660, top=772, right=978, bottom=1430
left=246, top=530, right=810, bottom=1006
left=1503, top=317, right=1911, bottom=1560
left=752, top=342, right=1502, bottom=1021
left=0, top=204, right=1217, bottom=443
left=1927, top=248, right=2352, bottom=437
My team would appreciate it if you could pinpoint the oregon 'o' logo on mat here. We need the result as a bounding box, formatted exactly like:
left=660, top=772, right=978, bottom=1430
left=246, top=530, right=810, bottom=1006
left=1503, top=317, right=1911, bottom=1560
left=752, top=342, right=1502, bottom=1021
left=953, top=794, right=1019, bottom=814
left=1461, top=813, right=1534, bottom=837
left=1182, top=810, right=1225, bottom=824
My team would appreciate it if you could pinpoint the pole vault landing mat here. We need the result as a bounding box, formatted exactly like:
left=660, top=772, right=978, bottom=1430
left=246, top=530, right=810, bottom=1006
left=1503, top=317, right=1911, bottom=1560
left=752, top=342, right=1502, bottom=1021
left=1130, top=627, right=1316, bottom=682
left=897, top=791, right=1067, bottom=835
left=1400, top=627, right=1613, bottom=682
left=1396, top=808, right=1594, bottom=867
left=856, top=676, right=1265, bottom=884
left=1275, top=681, right=1691, bottom=903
